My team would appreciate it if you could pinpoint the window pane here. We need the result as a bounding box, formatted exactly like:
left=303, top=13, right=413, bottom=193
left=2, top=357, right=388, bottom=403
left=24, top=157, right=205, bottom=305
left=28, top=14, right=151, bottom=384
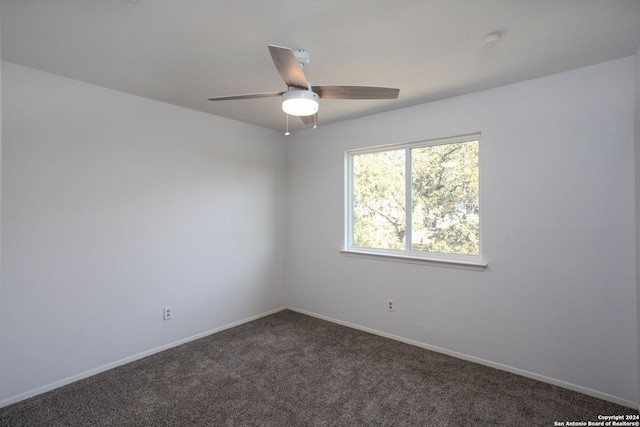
left=411, top=140, right=479, bottom=255
left=352, top=150, right=406, bottom=250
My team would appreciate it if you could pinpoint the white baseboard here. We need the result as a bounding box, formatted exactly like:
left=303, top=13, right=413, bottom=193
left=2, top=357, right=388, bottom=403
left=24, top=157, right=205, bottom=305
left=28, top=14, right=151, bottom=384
left=4, top=305, right=636, bottom=410
left=0, top=306, right=287, bottom=409
left=285, top=306, right=638, bottom=410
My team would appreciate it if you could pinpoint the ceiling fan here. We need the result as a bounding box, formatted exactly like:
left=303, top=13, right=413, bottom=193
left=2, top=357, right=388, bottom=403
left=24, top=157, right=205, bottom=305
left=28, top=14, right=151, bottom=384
left=207, top=45, right=400, bottom=130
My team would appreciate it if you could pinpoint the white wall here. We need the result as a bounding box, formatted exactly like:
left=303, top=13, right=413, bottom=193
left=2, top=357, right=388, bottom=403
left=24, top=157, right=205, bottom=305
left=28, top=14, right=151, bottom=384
left=286, top=57, right=638, bottom=406
left=635, top=47, right=640, bottom=406
left=0, top=62, right=287, bottom=405
left=0, top=14, right=3, bottom=319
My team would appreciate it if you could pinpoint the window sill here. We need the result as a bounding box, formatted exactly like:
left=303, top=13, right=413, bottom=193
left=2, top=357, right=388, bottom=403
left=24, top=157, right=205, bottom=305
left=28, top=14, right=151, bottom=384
left=340, top=249, right=487, bottom=271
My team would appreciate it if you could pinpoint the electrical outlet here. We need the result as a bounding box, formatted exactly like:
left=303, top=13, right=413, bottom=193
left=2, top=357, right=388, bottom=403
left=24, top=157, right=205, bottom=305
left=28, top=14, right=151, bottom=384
left=163, top=306, right=172, bottom=320
left=387, top=299, right=394, bottom=312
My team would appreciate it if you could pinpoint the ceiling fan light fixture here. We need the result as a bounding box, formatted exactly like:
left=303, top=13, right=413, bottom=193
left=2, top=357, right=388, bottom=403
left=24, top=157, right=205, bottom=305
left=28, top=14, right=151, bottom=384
left=282, top=89, right=319, bottom=116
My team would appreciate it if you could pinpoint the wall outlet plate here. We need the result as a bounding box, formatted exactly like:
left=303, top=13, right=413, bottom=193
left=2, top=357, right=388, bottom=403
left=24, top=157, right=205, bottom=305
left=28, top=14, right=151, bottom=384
left=163, top=306, right=172, bottom=320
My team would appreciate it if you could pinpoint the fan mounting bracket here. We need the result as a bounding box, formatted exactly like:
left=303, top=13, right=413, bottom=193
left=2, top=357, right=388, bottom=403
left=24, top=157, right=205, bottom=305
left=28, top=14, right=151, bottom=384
left=293, top=49, right=311, bottom=69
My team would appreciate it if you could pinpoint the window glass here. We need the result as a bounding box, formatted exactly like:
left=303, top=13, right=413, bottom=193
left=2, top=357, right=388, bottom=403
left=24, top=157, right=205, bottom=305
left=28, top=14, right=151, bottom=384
left=353, top=149, right=406, bottom=250
left=411, top=140, right=479, bottom=255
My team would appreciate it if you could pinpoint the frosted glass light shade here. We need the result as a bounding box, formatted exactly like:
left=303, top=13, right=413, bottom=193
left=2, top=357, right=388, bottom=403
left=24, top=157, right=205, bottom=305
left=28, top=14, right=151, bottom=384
left=282, top=90, right=319, bottom=116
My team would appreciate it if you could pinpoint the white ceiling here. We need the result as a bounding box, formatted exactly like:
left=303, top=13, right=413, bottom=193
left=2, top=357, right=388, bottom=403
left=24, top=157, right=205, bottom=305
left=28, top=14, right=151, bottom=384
left=2, top=0, right=640, bottom=133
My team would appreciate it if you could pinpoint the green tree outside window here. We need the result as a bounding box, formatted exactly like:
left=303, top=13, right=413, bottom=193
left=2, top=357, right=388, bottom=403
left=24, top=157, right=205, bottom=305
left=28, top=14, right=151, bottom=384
left=349, top=138, right=479, bottom=258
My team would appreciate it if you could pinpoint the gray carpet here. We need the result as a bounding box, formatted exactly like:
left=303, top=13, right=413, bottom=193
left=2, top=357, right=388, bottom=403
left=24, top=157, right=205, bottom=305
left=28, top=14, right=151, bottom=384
left=0, top=310, right=636, bottom=426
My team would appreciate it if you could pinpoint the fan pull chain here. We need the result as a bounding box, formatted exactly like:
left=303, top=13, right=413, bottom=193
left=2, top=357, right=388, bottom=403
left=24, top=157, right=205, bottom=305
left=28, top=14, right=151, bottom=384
left=284, top=114, right=290, bottom=136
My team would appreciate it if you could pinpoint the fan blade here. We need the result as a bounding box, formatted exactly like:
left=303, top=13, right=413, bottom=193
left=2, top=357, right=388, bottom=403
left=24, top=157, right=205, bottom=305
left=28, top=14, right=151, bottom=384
left=312, top=85, right=399, bottom=100
left=207, top=91, right=284, bottom=101
left=268, top=45, right=308, bottom=89
left=300, top=113, right=317, bottom=125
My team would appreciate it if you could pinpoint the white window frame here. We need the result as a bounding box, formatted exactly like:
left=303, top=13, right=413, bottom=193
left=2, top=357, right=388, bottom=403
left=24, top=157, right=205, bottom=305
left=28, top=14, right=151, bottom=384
left=343, top=133, right=486, bottom=271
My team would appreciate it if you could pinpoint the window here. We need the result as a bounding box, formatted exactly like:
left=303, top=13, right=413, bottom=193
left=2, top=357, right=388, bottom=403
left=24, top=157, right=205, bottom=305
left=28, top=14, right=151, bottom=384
left=345, top=134, right=483, bottom=268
